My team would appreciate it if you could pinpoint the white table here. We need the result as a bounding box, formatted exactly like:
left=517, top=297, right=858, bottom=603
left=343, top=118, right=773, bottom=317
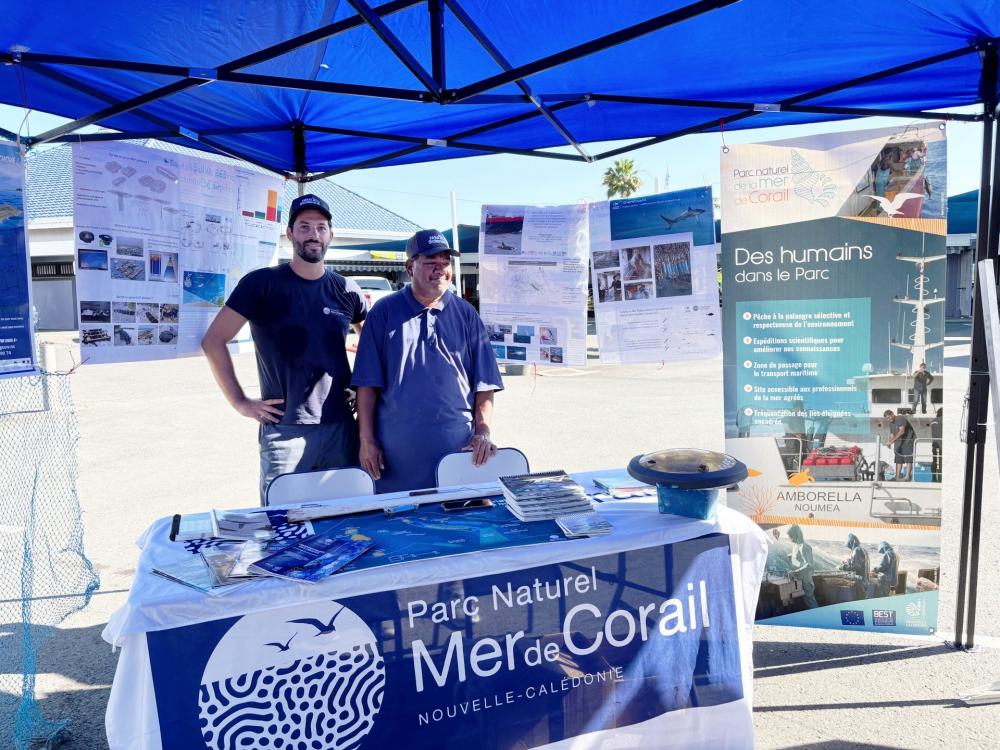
left=104, top=472, right=767, bottom=750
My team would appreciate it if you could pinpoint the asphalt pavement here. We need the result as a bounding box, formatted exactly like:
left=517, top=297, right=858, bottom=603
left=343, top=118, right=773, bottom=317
left=13, top=321, right=1000, bottom=749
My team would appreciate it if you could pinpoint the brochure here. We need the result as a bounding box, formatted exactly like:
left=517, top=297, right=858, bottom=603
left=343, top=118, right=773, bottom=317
left=591, top=474, right=655, bottom=498
left=169, top=512, right=214, bottom=541
left=249, top=532, right=374, bottom=583
left=556, top=511, right=614, bottom=538
left=499, top=470, right=592, bottom=521
left=210, top=508, right=275, bottom=541
left=151, top=556, right=248, bottom=596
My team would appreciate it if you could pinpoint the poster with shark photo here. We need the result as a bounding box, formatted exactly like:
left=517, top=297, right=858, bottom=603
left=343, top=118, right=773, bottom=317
left=589, top=187, right=721, bottom=364
left=0, top=140, right=36, bottom=378
left=719, top=123, right=946, bottom=635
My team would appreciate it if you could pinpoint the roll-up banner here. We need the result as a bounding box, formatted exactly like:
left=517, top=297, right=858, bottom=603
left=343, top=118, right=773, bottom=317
left=0, top=140, right=36, bottom=378
left=720, top=124, right=946, bottom=635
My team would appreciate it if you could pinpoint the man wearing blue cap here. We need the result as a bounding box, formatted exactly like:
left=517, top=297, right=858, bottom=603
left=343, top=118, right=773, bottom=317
left=352, top=229, right=503, bottom=492
left=202, top=194, right=367, bottom=503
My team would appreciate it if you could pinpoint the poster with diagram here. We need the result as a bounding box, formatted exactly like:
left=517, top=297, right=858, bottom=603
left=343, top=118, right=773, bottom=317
left=0, top=140, right=35, bottom=378
left=478, top=204, right=589, bottom=367
left=589, top=187, right=721, bottom=364
left=73, top=142, right=283, bottom=363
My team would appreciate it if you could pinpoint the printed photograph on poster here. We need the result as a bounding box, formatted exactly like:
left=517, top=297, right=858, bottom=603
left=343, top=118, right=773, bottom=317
left=755, top=523, right=938, bottom=621
left=149, top=251, right=179, bottom=282
left=114, top=325, right=137, bottom=346
left=182, top=271, right=226, bottom=307
left=610, top=189, right=714, bottom=246
left=160, top=304, right=179, bottom=323
left=81, top=326, right=112, bottom=347
left=78, top=249, right=109, bottom=270
left=80, top=300, right=111, bottom=323
left=158, top=325, right=178, bottom=344
left=593, top=249, right=619, bottom=269
left=483, top=316, right=568, bottom=366
left=653, top=240, right=693, bottom=297
left=596, top=270, right=622, bottom=302
left=622, top=246, right=652, bottom=281
left=112, top=302, right=136, bottom=323
left=136, top=302, right=160, bottom=324
left=138, top=326, right=156, bottom=345
left=111, top=257, right=145, bottom=281
left=482, top=209, right=524, bottom=255
left=116, top=236, right=144, bottom=257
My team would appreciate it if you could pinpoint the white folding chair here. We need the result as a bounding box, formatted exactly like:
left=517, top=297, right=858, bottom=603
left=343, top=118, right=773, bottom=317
left=264, top=467, right=375, bottom=506
left=435, top=447, right=529, bottom=487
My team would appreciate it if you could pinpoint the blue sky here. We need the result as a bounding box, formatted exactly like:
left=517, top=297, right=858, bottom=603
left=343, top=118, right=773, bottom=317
left=2, top=104, right=984, bottom=231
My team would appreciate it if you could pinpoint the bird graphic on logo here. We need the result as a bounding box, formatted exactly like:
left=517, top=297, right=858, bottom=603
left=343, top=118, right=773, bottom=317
left=289, top=606, right=345, bottom=636
left=264, top=634, right=296, bottom=652
left=867, top=193, right=922, bottom=217
left=788, top=469, right=814, bottom=486
left=790, top=150, right=836, bottom=206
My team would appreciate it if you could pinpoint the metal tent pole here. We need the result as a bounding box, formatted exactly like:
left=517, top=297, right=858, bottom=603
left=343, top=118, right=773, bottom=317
left=954, top=42, right=998, bottom=650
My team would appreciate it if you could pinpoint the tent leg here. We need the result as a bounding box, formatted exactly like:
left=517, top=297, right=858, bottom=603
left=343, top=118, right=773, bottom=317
left=954, top=48, right=999, bottom=649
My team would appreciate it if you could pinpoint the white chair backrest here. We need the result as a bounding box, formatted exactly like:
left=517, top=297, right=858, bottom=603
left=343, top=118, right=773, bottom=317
left=435, top=448, right=529, bottom=487
left=265, top=467, right=375, bottom=506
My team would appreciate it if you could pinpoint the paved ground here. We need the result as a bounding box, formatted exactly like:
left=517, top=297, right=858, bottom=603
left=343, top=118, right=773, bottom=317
left=13, top=320, right=1000, bottom=749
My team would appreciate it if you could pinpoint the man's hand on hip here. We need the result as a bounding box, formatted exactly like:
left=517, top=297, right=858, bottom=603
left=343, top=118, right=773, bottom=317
left=463, top=431, right=497, bottom=466
left=360, top=437, right=384, bottom=480
left=235, top=396, right=285, bottom=425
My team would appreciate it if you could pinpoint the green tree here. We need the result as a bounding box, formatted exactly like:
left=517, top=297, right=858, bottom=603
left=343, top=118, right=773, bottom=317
left=601, top=158, right=642, bottom=198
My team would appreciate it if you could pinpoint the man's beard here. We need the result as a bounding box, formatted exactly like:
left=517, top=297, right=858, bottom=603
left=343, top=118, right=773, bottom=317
left=294, top=238, right=327, bottom=264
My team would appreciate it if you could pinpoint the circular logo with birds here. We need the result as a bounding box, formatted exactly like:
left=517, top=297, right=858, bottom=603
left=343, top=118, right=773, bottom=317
left=198, top=600, right=385, bottom=750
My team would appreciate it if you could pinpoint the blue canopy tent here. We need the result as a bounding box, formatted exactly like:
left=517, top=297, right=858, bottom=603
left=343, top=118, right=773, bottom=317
left=2, top=1, right=999, bottom=649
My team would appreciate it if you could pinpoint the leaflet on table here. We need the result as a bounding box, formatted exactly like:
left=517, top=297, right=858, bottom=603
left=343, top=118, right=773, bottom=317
left=478, top=203, right=589, bottom=367
left=73, top=141, right=282, bottom=364
left=589, top=187, right=722, bottom=364
left=0, top=141, right=36, bottom=378
left=719, top=123, right=946, bottom=635
left=249, top=532, right=374, bottom=583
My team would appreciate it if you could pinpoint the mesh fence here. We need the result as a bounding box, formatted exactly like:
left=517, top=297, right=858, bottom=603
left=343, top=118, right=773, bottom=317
left=0, top=371, right=99, bottom=749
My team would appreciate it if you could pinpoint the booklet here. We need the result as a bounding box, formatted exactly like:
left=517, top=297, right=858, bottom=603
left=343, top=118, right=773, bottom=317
left=169, top=512, right=214, bottom=541
left=591, top=474, right=655, bottom=498
left=210, top=508, right=275, bottom=541
left=249, top=531, right=374, bottom=584
left=556, top=511, right=614, bottom=538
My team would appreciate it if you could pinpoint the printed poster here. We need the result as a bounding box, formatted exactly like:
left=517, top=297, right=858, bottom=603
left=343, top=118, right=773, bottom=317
left=0, top=140, right=36, bottom=378
left=720, top=123, right=946, bottom=634
left=144, top=536, right=753, bottom=749
left=73, top=141, right=283, bottom=364
left=478, top=204, right=589, bottom=367
left=589, top=187, right=721, bottom=364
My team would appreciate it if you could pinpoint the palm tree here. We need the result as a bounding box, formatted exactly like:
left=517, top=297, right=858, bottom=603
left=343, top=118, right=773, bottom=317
left=601, top=158, right=642, bottom=198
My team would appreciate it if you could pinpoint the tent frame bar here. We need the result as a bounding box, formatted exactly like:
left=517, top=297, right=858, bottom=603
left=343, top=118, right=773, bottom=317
left=348, top=0, right=442, bottom=96
left=445, top=0, right=740, bottom=102
left=444, top=0, right=591, bottom=160
left=954, top=41, right=1000, bottom=651
left=591, top=43, right=983, bottom=161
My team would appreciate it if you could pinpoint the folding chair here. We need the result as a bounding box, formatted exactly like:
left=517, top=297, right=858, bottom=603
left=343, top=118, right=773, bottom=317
left=434, top=447, right=529, bottom=487
left=264, top=467, right=375, bottom=506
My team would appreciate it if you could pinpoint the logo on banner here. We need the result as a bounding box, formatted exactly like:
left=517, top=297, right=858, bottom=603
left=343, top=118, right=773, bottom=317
left=905, top=599, right=928, bottom=628
left=840, top=609, right=865, bottom=626
left=197, top=601, right=385, bottom=750
left=872, top=609, right=896, bottom=626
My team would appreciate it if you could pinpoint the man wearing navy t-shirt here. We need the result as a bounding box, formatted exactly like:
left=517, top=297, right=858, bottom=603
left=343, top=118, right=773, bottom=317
left=202, top=194, right=367, bottom=503
left=352, top=229, right=503, bottom=492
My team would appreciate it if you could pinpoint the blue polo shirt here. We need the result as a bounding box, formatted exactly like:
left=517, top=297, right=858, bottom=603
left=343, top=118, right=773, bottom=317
left=351, top=287, right=503, bottom=492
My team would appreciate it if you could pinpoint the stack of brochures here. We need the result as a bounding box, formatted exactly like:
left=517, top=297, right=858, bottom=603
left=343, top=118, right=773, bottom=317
left=499, top=470, right=593, bottom=521
left=555, top=511, right=614, bottom=538
left=249, top=530, right=374, bottom=584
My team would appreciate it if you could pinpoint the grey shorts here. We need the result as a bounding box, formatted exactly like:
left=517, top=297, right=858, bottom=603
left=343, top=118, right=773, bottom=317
left=259, top=420, right=360, bottom=505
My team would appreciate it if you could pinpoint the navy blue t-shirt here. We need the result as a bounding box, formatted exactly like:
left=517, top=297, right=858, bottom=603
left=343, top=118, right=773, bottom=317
left=226, top=264, right=366, bottom=425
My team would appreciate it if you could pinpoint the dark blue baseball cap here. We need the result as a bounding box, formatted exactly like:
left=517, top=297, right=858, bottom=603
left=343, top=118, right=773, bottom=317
left=287, top=193, right=332, bottom=227
left=406, top=229, right=460, bottom=258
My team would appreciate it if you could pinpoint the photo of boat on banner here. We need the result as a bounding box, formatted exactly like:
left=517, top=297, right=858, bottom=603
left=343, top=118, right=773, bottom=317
left=482, top=210, right=523, bottom=255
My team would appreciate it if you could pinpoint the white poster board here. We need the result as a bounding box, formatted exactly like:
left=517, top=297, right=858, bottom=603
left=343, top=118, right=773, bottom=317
left=73, top=142, right=283, bottom=363
left=477, top=204, right=589, bottom=367
left=589, top=187, right=721, bottom=364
